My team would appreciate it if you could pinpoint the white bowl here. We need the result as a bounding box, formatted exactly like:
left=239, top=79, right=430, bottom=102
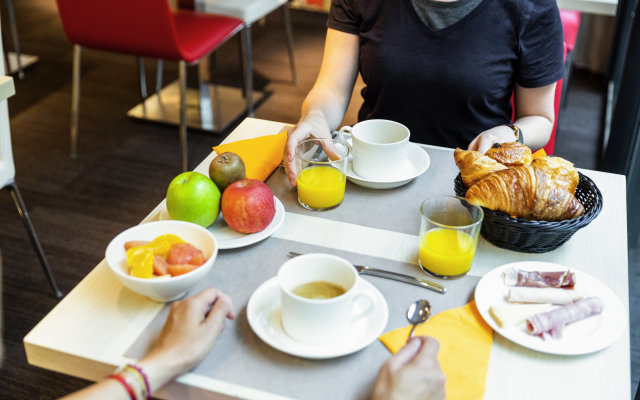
left=105, top=220, right=218, bottom=302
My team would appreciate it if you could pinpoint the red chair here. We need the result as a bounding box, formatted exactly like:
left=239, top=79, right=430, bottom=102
left=55, top=0, right=245, bottom=171
left=559, top=9, right=581, bottom=108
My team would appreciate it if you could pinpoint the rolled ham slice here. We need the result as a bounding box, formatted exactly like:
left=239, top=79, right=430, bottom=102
left=507, top=287, right=583, bottom=305
left=504, top=268, right=576, bottom=289
left=526, top=297, right=604, bottom=339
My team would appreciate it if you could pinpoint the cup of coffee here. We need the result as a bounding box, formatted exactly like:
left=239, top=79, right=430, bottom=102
left=278, top=253, right=375, bottom=344
left=339, top=119, right=410, bottom=181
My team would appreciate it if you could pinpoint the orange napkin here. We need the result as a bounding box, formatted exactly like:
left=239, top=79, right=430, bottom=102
left=213, top=131, right=287, bottom=181
left=532, top=148, right=547, bottom=159
left=378, top=301, right=493, bottom=400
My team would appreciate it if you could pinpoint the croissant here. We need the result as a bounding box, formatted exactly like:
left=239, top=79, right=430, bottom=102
left=531, top=156, right=579, bottom=194
left=454, top=148, right=508, bottom=187
left=465, top=165, right=584, bottom=221
left=485, top=142, right=533, bottom=166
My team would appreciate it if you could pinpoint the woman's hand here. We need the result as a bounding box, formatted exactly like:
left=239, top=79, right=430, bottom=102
left=283, top=111, right=333, bottom=187
left=468, top=125, right=518, bottom=154
left=372, top=337, right=446, bottom=400
left=137, top=287, right=235, bottom=390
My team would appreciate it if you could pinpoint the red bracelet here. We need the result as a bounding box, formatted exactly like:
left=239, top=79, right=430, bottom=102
left=124, top=363, right=151, bottom=400
left=107, top=373, right=137, bottom=400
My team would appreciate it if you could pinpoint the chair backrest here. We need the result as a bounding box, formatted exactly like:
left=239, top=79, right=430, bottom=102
left=559, top=9, right=581, bottom=52
left=0, top=28, right=16, bottom=188
left=55, top=0, right=184, bottom=60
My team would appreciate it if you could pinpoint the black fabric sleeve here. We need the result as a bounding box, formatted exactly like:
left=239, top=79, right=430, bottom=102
left=327, top=0, right=360, bottom=34
left=516, top=0, right=565, bottom=88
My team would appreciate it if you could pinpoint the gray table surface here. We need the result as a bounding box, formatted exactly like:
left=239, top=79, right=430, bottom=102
left=127, top=237, right=479, bottom=400
left=267, top=145, right=457, bottom=236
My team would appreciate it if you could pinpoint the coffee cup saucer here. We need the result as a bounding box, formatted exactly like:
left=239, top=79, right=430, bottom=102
left=247, top=277, right=389, bottom=359
left=345, top=143, right=430, bottom=189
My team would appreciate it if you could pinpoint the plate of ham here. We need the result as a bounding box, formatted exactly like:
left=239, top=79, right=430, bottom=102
left=474, top=261, right=626, bottom=355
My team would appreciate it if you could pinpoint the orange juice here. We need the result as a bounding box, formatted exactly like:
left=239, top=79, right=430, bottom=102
left=297, top=165, right=346, bottom=210
left=419, top=228, right=477, bottom=277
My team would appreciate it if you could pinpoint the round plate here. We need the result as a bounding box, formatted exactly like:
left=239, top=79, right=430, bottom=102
left=247, top=277, right=389, bottom=359
left=346, top=143, right=430, bottom=189
left=474, top=261, right=626, bottom=355
left=159, top=196, right=285, bottom=250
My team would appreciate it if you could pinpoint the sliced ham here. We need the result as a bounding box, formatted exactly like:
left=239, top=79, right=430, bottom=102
left=504, top=268, right=576, bottom=289
left=526, top=297, right=604, bottom=339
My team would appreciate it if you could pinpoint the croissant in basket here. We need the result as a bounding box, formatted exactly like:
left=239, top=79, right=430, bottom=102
left=484, top=142, right=533, bottom=166
left=465, top=164, right=585, bottom=221
left=531, top=156, right=579, bottom=194
left=454, top=148, right=508, bottom=187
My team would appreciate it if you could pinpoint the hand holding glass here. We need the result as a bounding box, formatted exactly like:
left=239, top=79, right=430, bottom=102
left=295, top=138, right=350, bottom=211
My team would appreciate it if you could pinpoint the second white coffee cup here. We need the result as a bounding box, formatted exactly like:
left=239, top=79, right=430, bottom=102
left=278, top=253, right=375, bottom=344
left=339, top=119, right=410, bottom=181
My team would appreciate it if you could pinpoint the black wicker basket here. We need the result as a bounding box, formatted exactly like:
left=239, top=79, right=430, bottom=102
left=454, top=172, right=603, bottom=253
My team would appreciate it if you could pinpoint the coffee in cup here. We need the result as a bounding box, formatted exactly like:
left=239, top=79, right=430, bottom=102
left=293, top=281, right=346, bottom=299
left=278, top=253, right=375, bottom=344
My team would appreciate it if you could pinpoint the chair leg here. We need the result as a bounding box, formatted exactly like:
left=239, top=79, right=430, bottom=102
left=283, top=1, right=297, bottom=85
left=240, top=26, right=254, bottom=117
left=155, top=60, right=164, bottom=94
left=137, top=56, right=148, bottom=101
left=70, top=45, right=81, bottom=159
left=5, top=0, right=23, bottom=79
left=178, top=60, right=188, bottom=172
left=6, top=182, right=63, bottom=299
left=561, top=50, right=575, bottom=108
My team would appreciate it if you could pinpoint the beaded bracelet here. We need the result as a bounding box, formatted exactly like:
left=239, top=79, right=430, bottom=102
left=107, top=373, right=137, bottom=400
left=123, top=363, right=151, bottom=400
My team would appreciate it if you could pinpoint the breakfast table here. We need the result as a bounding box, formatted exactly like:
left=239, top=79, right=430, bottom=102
left=24, top=117, right=630, bottom=399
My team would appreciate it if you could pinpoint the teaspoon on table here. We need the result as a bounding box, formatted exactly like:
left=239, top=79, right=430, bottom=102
left=406, top=299, right=431, bottom=342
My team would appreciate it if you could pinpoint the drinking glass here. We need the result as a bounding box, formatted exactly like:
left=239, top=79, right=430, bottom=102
left=295, top=138, right=350, bottom=211
left=418, top=196, right=483, bottom=278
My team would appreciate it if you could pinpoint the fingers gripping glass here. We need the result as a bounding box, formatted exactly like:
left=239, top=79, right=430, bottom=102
left=295, top=138, right=350, bottom=211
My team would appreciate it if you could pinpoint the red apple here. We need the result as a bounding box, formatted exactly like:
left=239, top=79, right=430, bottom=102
left=221, top=179, right=276, bottom=233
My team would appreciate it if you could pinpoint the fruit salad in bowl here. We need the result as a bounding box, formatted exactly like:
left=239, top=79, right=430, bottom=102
left=105, top=220, right=217, bottom=302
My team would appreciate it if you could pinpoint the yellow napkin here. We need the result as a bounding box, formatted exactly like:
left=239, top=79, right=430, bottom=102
left=213, top=131, right=287, bottom=181
left=379, top=301, right=493, bottom=400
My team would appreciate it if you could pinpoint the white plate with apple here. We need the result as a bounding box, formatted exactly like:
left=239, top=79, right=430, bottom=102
left=158, top=197, right=285, bottom=250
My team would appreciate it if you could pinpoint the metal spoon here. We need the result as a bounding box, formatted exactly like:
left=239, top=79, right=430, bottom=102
left=406, top=299, right=431, bottom=342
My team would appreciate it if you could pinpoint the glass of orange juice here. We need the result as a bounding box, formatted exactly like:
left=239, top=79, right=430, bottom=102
left=295, top=138, right=350, bottom=211
left=418, top=196, right=483, bottom=278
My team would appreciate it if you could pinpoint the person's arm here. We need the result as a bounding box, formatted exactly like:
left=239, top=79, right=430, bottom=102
left=284, top=28, right=360, bottom=186
left=372, top=336, right=446, bottom=400
left=468, top=82, right=557, bottom=154
left=61, top=287, right=235, bottom=400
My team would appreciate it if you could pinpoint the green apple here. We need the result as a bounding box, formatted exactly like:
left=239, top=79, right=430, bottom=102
left=166, top=172, right=221, bottom=228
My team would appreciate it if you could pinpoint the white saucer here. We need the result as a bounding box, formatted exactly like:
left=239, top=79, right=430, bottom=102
left=346, top=143, right=430, bottom=189
left=247, top=277, right=389, bottom=359
left=158, top=196, right=285, bottom=250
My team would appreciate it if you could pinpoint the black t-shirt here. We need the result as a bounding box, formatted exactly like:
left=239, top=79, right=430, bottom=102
left=328, top=0, right=565, bottom=148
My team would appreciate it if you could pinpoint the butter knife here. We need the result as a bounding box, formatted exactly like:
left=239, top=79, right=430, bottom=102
left=287, top=252, right=446, bottom=294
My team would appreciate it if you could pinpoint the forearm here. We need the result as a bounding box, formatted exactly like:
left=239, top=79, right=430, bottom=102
left=60, top=378, right=137, bottom=400
left=299, top=83, right=352, bottom=132
left=513, top=114, right=553, bottom=151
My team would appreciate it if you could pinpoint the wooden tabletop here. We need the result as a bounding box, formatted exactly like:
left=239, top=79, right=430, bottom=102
left=24, top=118, right=630, bottom=399
left=557, top=0, right=618, bottom=16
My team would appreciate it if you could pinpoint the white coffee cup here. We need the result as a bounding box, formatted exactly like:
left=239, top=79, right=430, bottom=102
left=339, top=119, right=410, bottom=181
left=278, top=253, right=375, bottom=344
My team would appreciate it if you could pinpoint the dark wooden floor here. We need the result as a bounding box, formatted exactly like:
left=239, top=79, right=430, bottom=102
left=0, top=1, right=637, bottom=399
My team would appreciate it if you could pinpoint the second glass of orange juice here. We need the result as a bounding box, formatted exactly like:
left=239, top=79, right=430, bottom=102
left=418, top=196, right=483, bottom=278
left=295, top=138, right=350, bottom=211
